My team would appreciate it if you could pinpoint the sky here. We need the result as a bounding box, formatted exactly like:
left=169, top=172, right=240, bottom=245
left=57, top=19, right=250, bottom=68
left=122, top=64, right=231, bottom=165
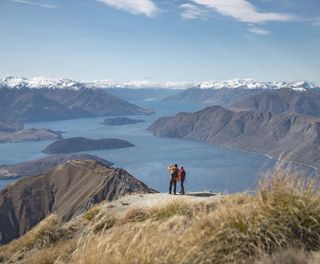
left=0, top=0, right=320, bottom=83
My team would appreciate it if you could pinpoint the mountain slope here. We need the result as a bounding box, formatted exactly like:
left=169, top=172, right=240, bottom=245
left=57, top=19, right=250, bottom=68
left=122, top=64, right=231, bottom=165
left=0, top=160, right=156, bottom=245
left=148, top=106, right=320, bottom=169
left=231, top=88, right=320, bottom=117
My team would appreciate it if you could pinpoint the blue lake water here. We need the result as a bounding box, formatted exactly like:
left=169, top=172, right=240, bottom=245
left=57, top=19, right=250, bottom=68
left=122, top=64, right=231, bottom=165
left=0, top=100, right=275, bottom=193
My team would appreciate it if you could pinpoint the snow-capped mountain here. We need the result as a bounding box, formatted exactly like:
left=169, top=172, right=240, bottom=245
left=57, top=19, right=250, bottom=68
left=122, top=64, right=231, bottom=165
left=195, top=79, right=318, bottom=91
left=0, top=76, right=318, bottom=90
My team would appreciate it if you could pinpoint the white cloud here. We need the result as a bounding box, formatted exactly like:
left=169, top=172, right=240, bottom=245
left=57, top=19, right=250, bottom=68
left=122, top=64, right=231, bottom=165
left=248, top=26, right=271, bottom=35
left=190, top=0, right=296, bottom=24
left=10, top=0, right=58, bottom=8
left=98, top=0, right=158, bottom=17
left=180, top=3, right=210, bottom=20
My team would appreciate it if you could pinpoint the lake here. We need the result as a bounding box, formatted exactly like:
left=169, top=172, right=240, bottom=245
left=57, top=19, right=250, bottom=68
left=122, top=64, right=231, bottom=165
left=0, top=100, right=275, bottom=193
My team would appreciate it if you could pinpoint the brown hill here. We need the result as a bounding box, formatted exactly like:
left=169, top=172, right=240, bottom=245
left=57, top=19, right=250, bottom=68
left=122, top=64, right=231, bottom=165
left=148, top=106, right=320, bottom=169
left=0, top=160, right=156, bottom=244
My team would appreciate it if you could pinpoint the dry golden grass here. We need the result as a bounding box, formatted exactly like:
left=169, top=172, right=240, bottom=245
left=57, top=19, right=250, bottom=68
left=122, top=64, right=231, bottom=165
left=1, top=171, right=320, bottom=264
left=70, top=172, right=320, bottom=264
left=83, top=206, right=101, bottom=221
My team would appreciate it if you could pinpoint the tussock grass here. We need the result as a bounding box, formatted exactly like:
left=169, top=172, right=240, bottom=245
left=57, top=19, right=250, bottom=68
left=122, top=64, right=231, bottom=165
left=93, top=212, right=117, bottom=233
left=70, top=172, right=320, bottom=264
left=83, top=206, right=101, bottom=221
left=256, top=247, right=320, bottom=264
left=2, top=171, right=320, bottom=264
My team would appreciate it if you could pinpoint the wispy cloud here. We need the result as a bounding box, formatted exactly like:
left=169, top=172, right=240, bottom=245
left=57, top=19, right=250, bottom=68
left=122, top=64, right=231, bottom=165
left=190, top=0, right=296, bottom=24
left=248, top=26, right=271, bottom=35
left=10, top=0, right=58, bottom=8
left=98, top=0, right=159, bottom=17
left=180, top=3, right=210, bottom=20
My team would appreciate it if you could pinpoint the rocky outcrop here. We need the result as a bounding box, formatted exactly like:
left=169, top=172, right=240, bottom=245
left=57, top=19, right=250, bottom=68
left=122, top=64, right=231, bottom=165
left=0, top=154, right=113, bottom=180
left=148, top=106, right=320, bottom=169
left=0, top=160, right=156, bottom=244
left=101, top=117, right=145, bottom=126
left=0, top=128, right=62, bottom=143
left=42, top=137, right=135, bottom=154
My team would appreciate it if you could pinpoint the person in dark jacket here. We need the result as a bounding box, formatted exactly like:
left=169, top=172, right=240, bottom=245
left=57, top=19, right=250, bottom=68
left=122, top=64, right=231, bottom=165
left=179, top=166, right=186, bottom=195
left=168, top=164, right=178, bottom=195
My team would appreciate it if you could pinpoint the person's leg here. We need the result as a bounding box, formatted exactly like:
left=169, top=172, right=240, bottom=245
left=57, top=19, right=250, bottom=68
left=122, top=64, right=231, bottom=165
left=173, top=180, right=177, bottom=194
left=169, top=180, right=172, bottom=194
left=181, top=180, right=185, bottom=195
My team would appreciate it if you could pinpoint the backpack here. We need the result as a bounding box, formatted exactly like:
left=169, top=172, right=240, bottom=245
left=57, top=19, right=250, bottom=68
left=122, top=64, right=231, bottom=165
left=171, top=169, right=178, bottom=180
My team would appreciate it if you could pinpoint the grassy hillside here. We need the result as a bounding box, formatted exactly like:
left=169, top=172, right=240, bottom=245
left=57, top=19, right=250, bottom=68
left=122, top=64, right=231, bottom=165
left=1, top=171, right=320, bottom=264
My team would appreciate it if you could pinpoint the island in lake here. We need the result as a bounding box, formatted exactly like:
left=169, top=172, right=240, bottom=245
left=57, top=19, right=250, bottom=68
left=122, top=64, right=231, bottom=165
left=42, top=137, right=135, bottom=154
left=101, top=117, right=145, bottom=126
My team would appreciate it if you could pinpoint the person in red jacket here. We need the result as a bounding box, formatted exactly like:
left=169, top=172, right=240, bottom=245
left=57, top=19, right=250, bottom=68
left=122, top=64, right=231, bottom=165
left=179, top=166, right=186, bottom=195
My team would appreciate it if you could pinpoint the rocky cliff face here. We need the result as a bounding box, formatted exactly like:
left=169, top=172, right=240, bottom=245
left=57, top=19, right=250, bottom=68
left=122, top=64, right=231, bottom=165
left=148, top=106, right=320, bottom=169
left=0, top=160, right=156, bottom=244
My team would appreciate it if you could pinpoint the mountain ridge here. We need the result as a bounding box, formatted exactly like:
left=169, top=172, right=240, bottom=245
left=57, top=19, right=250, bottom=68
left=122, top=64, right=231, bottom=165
left=0, top=159, right=156, bottom=245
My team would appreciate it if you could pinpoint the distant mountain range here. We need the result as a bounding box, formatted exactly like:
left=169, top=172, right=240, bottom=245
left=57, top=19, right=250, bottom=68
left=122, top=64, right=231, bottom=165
left=0, top=159, right=156, bottom=244
left=1, top=77, right=317, bottom=90
left=148, top=106, right=320, bottom=170
left=165, top=82, right=320, bottom=118
left=0, top=77, right=154, bottom=123
left=230, top=88, right=320, bottom=117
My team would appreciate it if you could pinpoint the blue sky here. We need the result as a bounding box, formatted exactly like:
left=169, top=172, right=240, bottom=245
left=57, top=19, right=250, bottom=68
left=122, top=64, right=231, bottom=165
left=0, top=0, right=319, bottom=82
